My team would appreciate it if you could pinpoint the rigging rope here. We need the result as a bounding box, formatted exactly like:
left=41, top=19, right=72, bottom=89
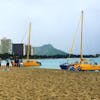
left=67, top=15, right=81, bottom=61
left=21, top=31, right=27, bottom=44
left=21, top=24, right=29, bottom=44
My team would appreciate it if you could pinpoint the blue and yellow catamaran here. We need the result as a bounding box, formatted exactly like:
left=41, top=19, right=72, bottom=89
left=60, top=11, right=100, bottom=71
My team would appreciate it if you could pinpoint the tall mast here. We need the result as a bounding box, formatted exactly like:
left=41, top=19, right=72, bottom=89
left=80, top=11, right=83, bottom=63
left=27, top=22, right=31, bottom=61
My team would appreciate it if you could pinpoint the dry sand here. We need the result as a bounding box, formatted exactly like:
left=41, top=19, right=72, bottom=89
left=0, top=67, right=100, bottom=100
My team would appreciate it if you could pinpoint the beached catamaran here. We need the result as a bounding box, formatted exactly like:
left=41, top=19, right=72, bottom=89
left=60, top=11, right=100, bottom=71
left=23, top=22, right=41, bottom=67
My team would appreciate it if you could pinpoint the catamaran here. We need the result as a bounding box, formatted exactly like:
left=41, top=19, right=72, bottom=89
left=60, top=11, right=100, bottom=71
left=23, top=22, right=41, bottom=67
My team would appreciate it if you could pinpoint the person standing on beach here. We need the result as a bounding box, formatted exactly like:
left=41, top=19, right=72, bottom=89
left=0, top=58, right=1, bottom=67
left=6, top=58, right=11, bottom=70
left=19, top=58, right=23, bottom=67
left=14, top=57, right=19, bottom=67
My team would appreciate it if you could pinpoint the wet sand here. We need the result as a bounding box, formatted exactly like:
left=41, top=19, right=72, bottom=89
left=0, top=67, right=100, bottom=100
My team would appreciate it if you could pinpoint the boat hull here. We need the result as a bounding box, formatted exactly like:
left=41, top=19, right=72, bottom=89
left=23, top=60, right=41, bottom=67
left=60, top=63, right=70, bottom=70
left=74, top=63, right=100, bottom=71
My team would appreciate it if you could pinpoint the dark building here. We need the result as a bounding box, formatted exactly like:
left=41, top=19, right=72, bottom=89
left=12, top=44, right=25, bottom=56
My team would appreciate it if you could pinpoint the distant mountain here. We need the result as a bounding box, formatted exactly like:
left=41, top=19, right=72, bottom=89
left=33, top=44, right=67, bottom=56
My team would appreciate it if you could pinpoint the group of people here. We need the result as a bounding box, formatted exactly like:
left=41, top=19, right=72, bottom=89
left=11, top=57, right=23, bottom=67
left=0, top=57, right=23, bottom=71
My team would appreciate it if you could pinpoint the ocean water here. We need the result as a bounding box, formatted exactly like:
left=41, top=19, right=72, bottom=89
left=1, top=58, right=100, bottom=69
left=38, top=58, right=100, bottom=69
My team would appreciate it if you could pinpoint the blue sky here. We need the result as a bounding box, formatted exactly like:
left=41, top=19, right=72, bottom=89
left=0, top=0, right=99, bottom=54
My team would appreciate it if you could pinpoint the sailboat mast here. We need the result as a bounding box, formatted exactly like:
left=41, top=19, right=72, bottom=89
left=80, top=11, right=83, bottom=62
left=27, top=22, right=31, bottom=61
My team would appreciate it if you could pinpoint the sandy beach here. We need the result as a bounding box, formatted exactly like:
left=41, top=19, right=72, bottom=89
left=0, top=67, right=100, bottom=100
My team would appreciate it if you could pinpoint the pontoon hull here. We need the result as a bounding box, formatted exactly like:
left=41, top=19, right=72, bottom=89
left=74, top=64, right=100, bottom=71
left=23, top=61, right=41, bottom=67
left=60, top=63, right=70, bottom=70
